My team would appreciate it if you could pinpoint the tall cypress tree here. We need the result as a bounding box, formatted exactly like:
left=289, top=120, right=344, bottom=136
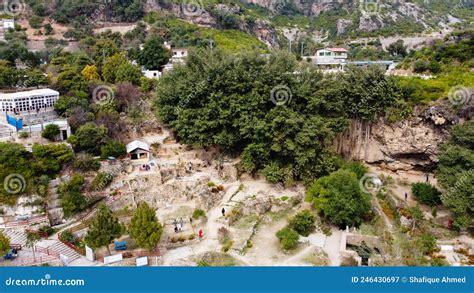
left=85, top=204, right=123, bottom=255
left=129, top=202, right=163, bottom=250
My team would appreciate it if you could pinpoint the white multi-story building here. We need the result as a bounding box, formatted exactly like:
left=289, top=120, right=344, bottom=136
left=0, top=89, right=60, bottom=113
left=314, top=48, right=348, bottom=69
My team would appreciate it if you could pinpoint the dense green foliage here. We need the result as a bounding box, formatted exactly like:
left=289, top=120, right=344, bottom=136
left=0, top=142, right=73, bottom=204
left=85, top=204, right=124, bottom=255
left=135, top=37, right=170, bottom=70
left=89, top=172, right=113, bottom=192
left=192, top=209, right=206, bottom=219
left=58, top=174, right=87, bottom=217
left=438, top=121, right=474, bottom=229
left=155, top=49, right=401, bottom=182
left=67, top=123, right=110, bottom=155
left=100, top=140, right=127, bottom=160
left=275, top=227, right=299, bottom=250
left=288, top=210, right=316, bottom=237
left=306, top=169, right=371, bottom=227
left=31, top=144, right=74, bottom=177
left=73, top=153, right=101, bottom=171
left=144, top=13, right=267, bottom=52
left=129, top=202, right=163, bottom=250
left=0, top=231, right=10, bottom=256
left=411, top=183, right=442, bottom=207
left=41, top=124, right=60, bottom=141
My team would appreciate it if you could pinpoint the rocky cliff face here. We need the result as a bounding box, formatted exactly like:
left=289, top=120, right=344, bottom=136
left=334, top=107, right=455, bottom=171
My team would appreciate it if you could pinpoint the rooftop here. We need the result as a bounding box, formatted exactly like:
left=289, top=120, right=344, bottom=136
left=0, top=89, right=59, bottom=99
left=126, top=140, right=150, bottom=153
left=326, top=48, right=348, bottom=53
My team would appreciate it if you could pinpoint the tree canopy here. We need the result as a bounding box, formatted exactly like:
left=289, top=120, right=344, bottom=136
left=155, top=49, right=401, bottom=183
left=306, top=169, right=372, bottom=227
left=438, top=121, right=474, bottom=229
left=84, top=204, right=123, bottom=255
left=129, top=202, right=163, bottom=250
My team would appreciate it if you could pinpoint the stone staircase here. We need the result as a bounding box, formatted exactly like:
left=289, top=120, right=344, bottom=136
left=3, top=229, right=27, bottom=247
left=40, top=240, right=82, bottom=263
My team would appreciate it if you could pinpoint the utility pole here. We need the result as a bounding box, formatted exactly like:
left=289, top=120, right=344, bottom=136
left=289, top=40, right=292, bottom=53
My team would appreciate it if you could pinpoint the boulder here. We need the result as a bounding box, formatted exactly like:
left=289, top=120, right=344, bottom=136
left=240, top=193, right=273, bottom=216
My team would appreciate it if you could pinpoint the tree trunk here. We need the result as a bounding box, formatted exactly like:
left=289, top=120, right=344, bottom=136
left=106, top=245, right=111, bottom=256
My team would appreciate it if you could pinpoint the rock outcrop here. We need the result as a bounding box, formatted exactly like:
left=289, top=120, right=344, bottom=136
left=334, top=109, right=453, bottom=171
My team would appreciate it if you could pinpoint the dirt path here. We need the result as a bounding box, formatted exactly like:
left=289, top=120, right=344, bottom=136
left=161, top=182, right=242, bottom=265
left=322, top=229, right=342, bottom=266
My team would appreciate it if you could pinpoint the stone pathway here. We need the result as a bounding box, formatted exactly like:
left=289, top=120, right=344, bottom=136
left=322, top=229, right=342, bottom=266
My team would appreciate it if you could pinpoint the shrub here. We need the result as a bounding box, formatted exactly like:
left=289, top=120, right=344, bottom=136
left=19, top=131, right=29, bottom=139
left=192, top=209, right=206, bottom=219
left=38, top=225, right=54, bottom=236
left=288, top=210, right=316, bottom=237
left=29, top=15, right=44, bottom=29
left=413, top=60, right=429, bottom=73
left=341, top=161, right=368, bottom=180
left=207, top=182, right=216, bottom=188
left=73, top=153, right=101, bottom=171
left=100, top=140, right=126, bottom=160
left=262, top=162, right=286, bottom=184
left=411, top=182, right=441, bottom=206
left=90, top=172, right=113, bottom=191
left=418, top=233, right=437, bottom=255
left=59, top=230, right=75, bottom=243
left=42, top=124, right=60, bottom=141
left=221, top=239, right=234, bottom=252
left=276, top=227, right=299, bottom=250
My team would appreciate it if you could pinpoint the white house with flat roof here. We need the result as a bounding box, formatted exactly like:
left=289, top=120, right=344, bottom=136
left=0, top=89, right=59, bottom=114
left=314, top=47, right=348, bottom=69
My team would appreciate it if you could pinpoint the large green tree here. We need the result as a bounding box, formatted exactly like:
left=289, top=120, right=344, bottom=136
left=438, top=121, right=474, bottom=229
left=137, top=37, right=170, bottom=70
left=129, top=202, right=163, bottom=250
left=85, top=204, right=123, bottom=255
left=58, top=174, right=87, bottom=217
left=155, top=49, right=399, bottom=183
left=67, top=123, right=110, bottom=155
left=306, top=169, right=372, bottom=227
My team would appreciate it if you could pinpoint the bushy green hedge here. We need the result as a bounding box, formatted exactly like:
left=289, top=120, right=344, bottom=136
left=288, top=210, right=316, bottom=237
left=411, top=183, right=441, bottom=206
left=276, top=227, right=299, bottom=250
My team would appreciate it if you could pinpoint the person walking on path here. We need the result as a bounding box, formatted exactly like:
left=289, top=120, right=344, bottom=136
left=404, top=192, right=408, bottom=201
left=221, top=208, right=226, bottom=217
